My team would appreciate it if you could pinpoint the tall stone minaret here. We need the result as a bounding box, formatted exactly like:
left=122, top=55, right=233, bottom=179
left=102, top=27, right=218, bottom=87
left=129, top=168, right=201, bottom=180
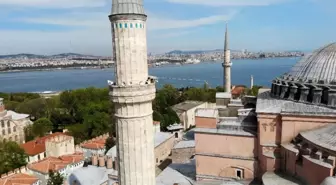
left=222, top=23, right=232, bottom=93
left=108, top=1, right=156, bottom=185
left=250, top=75, right=254, bottom=88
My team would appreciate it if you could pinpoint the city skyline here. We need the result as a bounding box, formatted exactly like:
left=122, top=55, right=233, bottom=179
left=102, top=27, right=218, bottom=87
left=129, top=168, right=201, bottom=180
left=0, top=0, right=335, bottom=56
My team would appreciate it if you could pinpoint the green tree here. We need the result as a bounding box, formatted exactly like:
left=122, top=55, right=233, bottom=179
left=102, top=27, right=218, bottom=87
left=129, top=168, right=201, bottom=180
left=83, top=112, right=110, bottom=138
left=243, top=86, right=262, bottom=96
left=160, top=107, right=180, bottom=131
left=47, top=170, right=64, bottom=185
left=24, top=125, right=35, bottom=142
left=104, top=136, right=116, bottom=154
left=0, top=140, right=27, bottom=174
left=32, top=118, right=53, bottom=137
left=15, top=98, right=48, bottom=120
left=67, top=124, right=88, bottom=144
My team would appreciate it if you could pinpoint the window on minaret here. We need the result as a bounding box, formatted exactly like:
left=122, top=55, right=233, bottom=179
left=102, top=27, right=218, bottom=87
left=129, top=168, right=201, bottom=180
left=130, top=23, right=133, bottom=28
left=136, top=23, right=138, bottom=28
left=119, top=23, right=122, bottom=28
left=140, top=24, right=142, bottom=28
left=1, top=120, right=4, bottom=128
left=115, top=23, right=118, bottom=29
left=124, top=23, right=127, bottom=28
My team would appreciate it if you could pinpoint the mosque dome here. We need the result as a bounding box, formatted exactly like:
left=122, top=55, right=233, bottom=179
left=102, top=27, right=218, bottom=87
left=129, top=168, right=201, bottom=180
left=288, top=43, right=336, bottom=84
left=270, top=43, right=336, bottom=108
left=320, top=176, right=336, bottom=185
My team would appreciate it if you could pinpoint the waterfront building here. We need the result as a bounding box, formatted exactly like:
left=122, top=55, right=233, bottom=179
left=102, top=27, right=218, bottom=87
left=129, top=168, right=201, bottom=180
left=108, top=0, right=157, bottom=185
left=194, top=43, right=336, bottom=185
left=0, top=98, right=32, bottom=144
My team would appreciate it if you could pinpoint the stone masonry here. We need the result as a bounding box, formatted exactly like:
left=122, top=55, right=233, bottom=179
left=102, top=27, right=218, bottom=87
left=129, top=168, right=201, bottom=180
left=108, top=1, right=156, bottom=185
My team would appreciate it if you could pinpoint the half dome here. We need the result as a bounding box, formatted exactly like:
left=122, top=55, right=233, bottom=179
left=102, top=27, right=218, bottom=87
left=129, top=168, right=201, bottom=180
left=321, top=176, right=336, bottom=185
left=287, top=43, right=336, bottom=84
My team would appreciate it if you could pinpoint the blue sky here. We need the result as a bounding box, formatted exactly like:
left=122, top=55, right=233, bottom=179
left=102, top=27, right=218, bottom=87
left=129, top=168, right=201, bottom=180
left=0, top=0, right=335, bottom=55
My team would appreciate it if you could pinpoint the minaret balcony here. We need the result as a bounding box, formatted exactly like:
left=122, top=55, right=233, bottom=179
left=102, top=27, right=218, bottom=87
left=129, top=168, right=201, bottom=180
left=222, top=62, right=232, bottom=67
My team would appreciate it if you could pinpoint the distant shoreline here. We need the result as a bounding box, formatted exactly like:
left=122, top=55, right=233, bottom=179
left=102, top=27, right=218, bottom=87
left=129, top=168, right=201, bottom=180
left=0, top=57, right=301, bottom=74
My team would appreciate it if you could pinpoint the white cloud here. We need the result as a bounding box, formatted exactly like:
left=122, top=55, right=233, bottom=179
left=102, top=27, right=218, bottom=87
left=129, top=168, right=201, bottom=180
left=165, top=0, right=288, bottom=6
left=2, top=9, right=236, bottom=55
left=148, top=11, right=237, bottom=30
left=0, top=0, right=107, bottom=8
left=17, top=10, right=237, bottom=30
left=17, top=12, right=108, bottom=27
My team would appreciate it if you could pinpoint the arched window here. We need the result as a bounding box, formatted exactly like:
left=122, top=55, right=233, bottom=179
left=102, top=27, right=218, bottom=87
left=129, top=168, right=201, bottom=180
left=119, top=23, right=122, bottom=28
left=2, top=130, right=5, bottom=135
left=13, top=126, right=16, bottom=132
left=1, top=120, right=4, bottom=128
left=7, top=128, right=11, bottom=134
left=130, top=23, right=133, bottom=28
left=175, top=132, right=179, bottom=138
left=14, top=135, right=18, bottom=141
left=135, top=23, right=138, bottom=28
left=124, top=23, right=127, bottom=28
left=7, top=121, right=10, bottom=127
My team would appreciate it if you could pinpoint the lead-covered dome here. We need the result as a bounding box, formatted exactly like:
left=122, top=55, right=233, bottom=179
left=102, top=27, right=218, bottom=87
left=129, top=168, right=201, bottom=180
left=321, top=176, right=336, bottom=185
left=288, top=43, right=336, bottom=84
left=271, top=43, right=336, bottom=108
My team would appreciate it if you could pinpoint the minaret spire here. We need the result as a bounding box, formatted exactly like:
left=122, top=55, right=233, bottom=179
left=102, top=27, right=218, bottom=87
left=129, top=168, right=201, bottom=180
left=223, top=23, right=232, bottom=93
left=224, top=22, right=228, bottom=52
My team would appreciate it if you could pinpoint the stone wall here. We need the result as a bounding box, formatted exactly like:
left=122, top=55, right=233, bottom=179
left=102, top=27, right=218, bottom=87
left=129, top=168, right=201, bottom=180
left=172, top=147, right=195, bottom=163
left=155, top=134, right=175, bottom=165
left=0, top=165, right=29, bottom=178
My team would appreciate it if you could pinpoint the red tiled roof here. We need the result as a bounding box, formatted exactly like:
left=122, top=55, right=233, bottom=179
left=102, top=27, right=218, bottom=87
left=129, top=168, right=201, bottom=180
left=28, top=153, right=84, bottom=174
left=59, top=152, right=84, bottom=163
left=20, top=132, right=68, bottom=156
left=231, top=86, right=246, bottom=96
left=0, top=173, right=39, bottom=185
left=81, top=138, right=106, bottom=150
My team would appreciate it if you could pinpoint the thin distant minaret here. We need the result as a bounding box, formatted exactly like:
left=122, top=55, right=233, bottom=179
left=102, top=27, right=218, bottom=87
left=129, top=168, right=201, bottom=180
left=223, top=23, right=232, bottom=93
left=108, top=1, right=156, bottom=185
left=250, top=75, right=254, bottom=88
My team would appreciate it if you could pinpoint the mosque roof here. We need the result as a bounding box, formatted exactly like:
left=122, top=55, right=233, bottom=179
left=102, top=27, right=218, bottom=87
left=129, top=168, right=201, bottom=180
left=111, top=0, right=145, bottom=15
left=156, top=166, right=194, bottom=185
left=67, top=165, right=118, bottom=185
left=286, top=43, right=336, bottom=85
left=256, top=90, right=336, bottom=116
left=300, top=124, right=336, bottom=152
left=269, top=43, right=336, bottom=109
left=262, top=172, right=304, bottom=185
left=320, top=176, right=336, bottom=185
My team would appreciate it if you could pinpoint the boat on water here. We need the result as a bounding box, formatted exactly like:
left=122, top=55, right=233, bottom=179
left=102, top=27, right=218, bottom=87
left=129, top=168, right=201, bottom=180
left=185, top=58, right=201, bottom=64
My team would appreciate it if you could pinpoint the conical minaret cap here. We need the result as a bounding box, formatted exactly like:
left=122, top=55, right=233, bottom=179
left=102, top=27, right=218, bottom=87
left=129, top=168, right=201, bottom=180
left=111, top=0, right=145, bottom=15
left=224, top=23, right=229, bottom=51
